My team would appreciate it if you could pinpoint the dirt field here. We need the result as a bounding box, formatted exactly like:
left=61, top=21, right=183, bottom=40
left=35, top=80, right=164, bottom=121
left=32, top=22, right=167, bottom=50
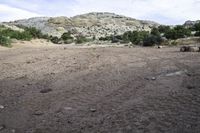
left=0, top=42, right=200, bottom=133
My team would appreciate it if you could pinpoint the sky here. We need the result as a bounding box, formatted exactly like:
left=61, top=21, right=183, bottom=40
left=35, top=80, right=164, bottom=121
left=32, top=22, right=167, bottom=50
left=0, top=0, right=200, bottom=25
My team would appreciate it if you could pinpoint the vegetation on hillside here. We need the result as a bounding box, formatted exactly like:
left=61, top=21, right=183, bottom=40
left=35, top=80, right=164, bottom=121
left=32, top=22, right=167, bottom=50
left=0, top=25, right=49, bottom=47
left=50, top=32, right=88, bottom=44
left=1, top=21, right=200, bottom=47
left=0, top=35, right=11, bottom=47
left=98, top=22, right=200, bottom=46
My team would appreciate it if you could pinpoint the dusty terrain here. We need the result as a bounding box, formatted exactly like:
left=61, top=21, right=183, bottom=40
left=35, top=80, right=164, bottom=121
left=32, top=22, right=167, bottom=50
left=0, top=42, right=200, bottom=133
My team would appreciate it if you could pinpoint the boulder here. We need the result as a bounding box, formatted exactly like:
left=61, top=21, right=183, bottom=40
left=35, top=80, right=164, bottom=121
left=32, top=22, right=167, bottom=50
left=188, top=46, right=199, bottom=52
left=180, top=46, right=199, bottom=52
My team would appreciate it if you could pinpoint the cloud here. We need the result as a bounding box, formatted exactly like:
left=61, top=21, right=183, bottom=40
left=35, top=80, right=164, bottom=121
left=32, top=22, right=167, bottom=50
left=0, top=0, right=200, bottom=24
left=0, top=4, right=41, bottom=22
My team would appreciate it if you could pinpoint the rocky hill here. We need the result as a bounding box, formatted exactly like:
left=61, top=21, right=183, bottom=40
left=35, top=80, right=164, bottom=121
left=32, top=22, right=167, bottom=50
left=183, top=20, right=200, bottom=28
left=5, top=12, right=159, bottom=38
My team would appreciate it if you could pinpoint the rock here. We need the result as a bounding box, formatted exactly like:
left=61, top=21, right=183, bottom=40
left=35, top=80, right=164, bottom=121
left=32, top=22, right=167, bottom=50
left=180, top=46, right=199, bottom=52
left=63, top=107, right=73, bottom=110
left=180, top=46, right=187, bottom=52
left=187, top=85, right=195, bottom=90
left=158, top=46, right=163, bottom=49
left=0, top=125, right=6, bottom=131
left=166, top=70, right=186, bottom=77
left=40, top=88, right=52, bottom=93
left=188, top=46, right=199, bottom=52
left=144, top=77, right=156, bottom=81
left=90, top=108, right=96, bottom=112
left=11, top=129, right=16, bottom=133
left=0, top=105, right=4, bottom=109
left=184, top=20, right=200, bottom=28
left=33, top=110, right=44, bottom=116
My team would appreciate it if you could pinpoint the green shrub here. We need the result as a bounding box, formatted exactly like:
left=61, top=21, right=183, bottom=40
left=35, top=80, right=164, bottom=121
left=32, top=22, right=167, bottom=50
left=61, top=32, right=73, bottom=40
left=61, top=32, right=74, bottom=44
left=75, top=35, right=88, bottom=44
left=143, top=35, right=162, bottom=46
left=126, top=31, right=149, bottom=45
left=99, top=36, right=112, bottom=41
left=151, top=27, right=160, bottom=36
left=194, top=31, right=200, bottom=36
left=50, top=36, right=60, bottom=44
left=165, top=25, right=191, bottom=39
left=24, top=27, right=43, bottom=38
left=158, top=25, right=171, bottom=33
left=0, top=35, right=11, bottom=47
left=0, top=28, right=32, bottom=40
left=194, top=22, right=200, bottom=31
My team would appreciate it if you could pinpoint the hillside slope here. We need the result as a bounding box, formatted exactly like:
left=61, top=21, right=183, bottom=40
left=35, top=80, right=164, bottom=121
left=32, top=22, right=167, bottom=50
left=6, top=12, right=159, bottom=38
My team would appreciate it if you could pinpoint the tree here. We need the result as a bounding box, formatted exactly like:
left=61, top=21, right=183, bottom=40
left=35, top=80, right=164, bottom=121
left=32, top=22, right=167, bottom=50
left=194, top=22, right=200, bottom=36
left=158, top=25, right=170, bottom=33
left=151, top=27, right=160, bottom=36
left=143, top=35, right=162, bottom=46
left=165, top=25, right=191, bottom=39
left=61, top=32, right=73, bottom=41
left=50, top=36, right=60, bottom=44
left=61, top=32, right=74, bottom=44
left=0, top=35, right=11, bottom=47
left=194, top=22, right=200, bottom=31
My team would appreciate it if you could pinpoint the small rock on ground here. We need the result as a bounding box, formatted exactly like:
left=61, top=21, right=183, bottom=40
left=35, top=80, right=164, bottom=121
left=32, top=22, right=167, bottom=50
left=40, top=88, right=52, bottom=93
left=90, top=108, right=97, bottom=112
left=0, top=105, right=4, bottom=109
left=0, top=125, right=6, bottom=131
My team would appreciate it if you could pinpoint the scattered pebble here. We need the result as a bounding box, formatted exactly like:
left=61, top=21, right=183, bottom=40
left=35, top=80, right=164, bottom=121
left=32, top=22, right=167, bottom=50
left=0, top=125, right=6, bottom=131
left=50, top=72, right=56, bottom=75
left=0, top=105, right=4, bottom=109
left=144, top=77, right=156, bottom=81
left=165, top=70, right=187, bottom=77
left=187, top=85, right=196, bottom=90
left=40, top=88, right=52, bottom=93
left=33, top=110, right=44, bottom=116
left=11, top=129, right=16, bottom=133
left=63, top=107, right=73, bottom=110
left=90, top=108, right=96, bottom=112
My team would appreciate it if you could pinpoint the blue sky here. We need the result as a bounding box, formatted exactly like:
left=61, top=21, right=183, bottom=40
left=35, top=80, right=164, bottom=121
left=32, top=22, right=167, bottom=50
left=0, top=0, right=200, bottom=25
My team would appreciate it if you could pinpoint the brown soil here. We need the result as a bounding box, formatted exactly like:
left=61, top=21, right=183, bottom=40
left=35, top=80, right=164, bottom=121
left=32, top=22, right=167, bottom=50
left=0, top=42, right=200, bottom=133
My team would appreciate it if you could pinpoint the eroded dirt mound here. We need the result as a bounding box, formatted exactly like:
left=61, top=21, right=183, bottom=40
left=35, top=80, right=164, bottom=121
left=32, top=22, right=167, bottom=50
left=0, top=45, right=200, bottom=133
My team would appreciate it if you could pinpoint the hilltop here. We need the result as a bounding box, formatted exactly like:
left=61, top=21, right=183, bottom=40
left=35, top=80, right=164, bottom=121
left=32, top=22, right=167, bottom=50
left=4, top=12, right=159, bottom=38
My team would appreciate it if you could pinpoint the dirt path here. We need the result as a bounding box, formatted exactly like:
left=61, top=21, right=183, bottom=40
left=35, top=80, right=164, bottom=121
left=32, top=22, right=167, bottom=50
left=0, top=45, right=200, bottom=133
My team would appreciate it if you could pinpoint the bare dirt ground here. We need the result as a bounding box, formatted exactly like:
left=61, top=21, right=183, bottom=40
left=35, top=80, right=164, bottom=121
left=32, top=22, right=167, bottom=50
left=0, top=41, right=200, bottom=133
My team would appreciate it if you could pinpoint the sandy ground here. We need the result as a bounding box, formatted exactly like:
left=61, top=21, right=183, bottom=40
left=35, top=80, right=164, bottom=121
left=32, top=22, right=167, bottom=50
left=0, top=41, right=200, bottom=133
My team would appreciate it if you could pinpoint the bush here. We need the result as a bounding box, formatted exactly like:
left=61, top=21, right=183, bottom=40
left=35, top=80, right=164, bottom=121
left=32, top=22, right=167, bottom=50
left=50, top=36, right=60, bottom=44
left=61, top=32, right=73, bottom=40
left=165, top=25, right=191, bottom=39
left=158, top=25, right=170, bottom=33
left=0, top=28, right=32, bottom=41
left=194, top=31, right=200, bottom=36
left=99, top=36, right=112, bottom=41
left=75, top=35, right=88, bottom=44
left=24, top=27, right=43, bottom=38
left=0, top=35, right=11, bottom=47
left=61, top=32, right=74, bottom=44
left=143, top=35, right=162, bottom=46
left=194, top=22, right=200, bottom=31
left=151, top=27, right=160, bottom=36
left=125, top=31, right=149, bottom=45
